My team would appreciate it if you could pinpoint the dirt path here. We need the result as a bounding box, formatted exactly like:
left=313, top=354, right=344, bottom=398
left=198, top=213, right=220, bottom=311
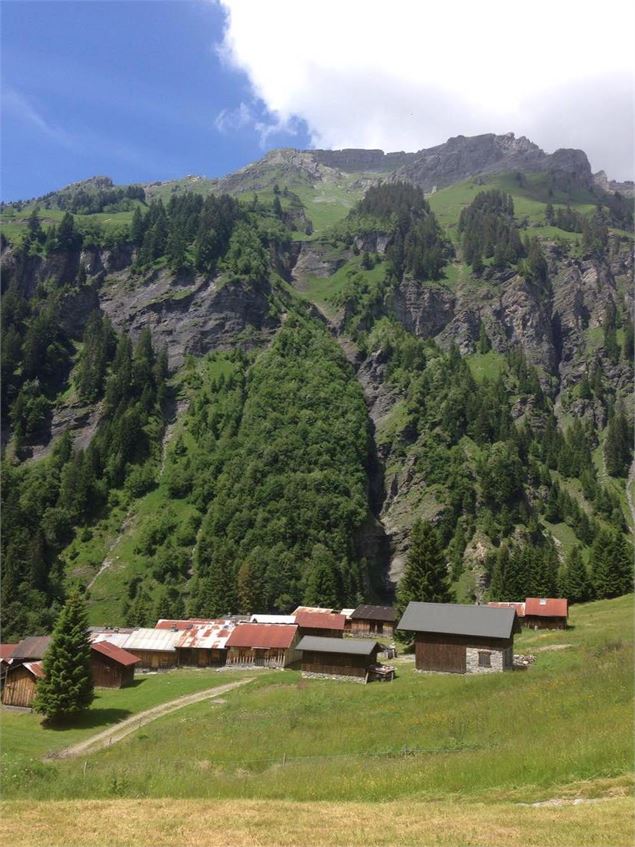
left=86, top=510, right=135, bottom=591
left=48, top=678, right=254, bottom=760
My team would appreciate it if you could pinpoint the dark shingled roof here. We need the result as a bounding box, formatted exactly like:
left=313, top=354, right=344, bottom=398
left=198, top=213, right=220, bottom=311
left=350, top=605, right=397, bottom=623
left=11, top=636, right=52, bottom=660
left=397, top=602, right=516, bottom=640
left=297, top=636, right=381, bottom=656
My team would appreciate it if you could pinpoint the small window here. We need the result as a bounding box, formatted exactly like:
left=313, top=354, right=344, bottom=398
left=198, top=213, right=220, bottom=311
left=478, top=651, right=491, bottom=668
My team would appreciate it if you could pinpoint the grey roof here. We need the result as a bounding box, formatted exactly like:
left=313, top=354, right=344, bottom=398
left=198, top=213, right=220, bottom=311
left=350, top=605, right=397, bottom=622
left=11, top=636, right=52, bottom=660
left=397, top=602, right=516, bottom=639
left=297, top=635, right=381, bottom=656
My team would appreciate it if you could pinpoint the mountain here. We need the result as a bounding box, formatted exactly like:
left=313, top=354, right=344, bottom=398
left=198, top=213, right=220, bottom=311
left=1, top=132, right=633, bottom=639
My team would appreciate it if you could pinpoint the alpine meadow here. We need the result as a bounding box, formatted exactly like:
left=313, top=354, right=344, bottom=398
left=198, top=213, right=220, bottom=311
left=1, top=2, right=634, bottom=844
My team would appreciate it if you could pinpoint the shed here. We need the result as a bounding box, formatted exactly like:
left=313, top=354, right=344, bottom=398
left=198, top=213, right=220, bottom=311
left=175, top=621, right=234, bottom=667
left=10, top=636, right=51, bottom=662
left=296, top=636, right=386, bottom=682
left=295, top=611, right=346, bottom=639
left=90, top=641, right=140, bottom=688
left=2, top=661, right=45, bottom=708
left=524, top=598, right=568, bottom=630
left=349, top=605, right=398, bottom=637
left=119, top=628, right=180, bottom=669
left=397, top=602, right=518, bottom=674
left=225, top=624, right=300, bottom=668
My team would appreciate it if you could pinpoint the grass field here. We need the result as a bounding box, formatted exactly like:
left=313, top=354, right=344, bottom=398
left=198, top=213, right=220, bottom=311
left=1, top=597, right=632, bottom=844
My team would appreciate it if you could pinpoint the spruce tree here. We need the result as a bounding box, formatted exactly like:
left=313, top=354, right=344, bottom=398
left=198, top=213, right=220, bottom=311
left=33, top=589, right=94, bottom=723
left=397, top=520, right=452, bottom=617
left=562, top=546, right=591, bottom=604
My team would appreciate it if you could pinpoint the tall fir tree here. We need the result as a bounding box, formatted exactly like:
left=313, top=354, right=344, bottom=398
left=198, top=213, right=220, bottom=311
left=397, top=520, right=452, bottom=617
left=33, top=589, right=94, bottom=723
left=561, top=546, right=591, bottom=604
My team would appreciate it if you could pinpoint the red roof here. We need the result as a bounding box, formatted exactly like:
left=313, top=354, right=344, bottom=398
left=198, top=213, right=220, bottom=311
left=525, top=598, right=568, bottom=618
left=23, top=661, right=45, bottom=679
left=487, top=602, right=526, bottom=618
left=295, top=611, right=346, bottom=631
left=155, top=619, right=220, bottom=630
left=226, top=624, right=298, bottom=650
left=91, top=640, right=141, bottom=667
left=0, top=644, right=17, bottom=660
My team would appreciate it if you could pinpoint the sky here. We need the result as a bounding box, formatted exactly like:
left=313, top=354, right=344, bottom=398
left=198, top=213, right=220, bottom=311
left=2, top=0, right=633, bottom=202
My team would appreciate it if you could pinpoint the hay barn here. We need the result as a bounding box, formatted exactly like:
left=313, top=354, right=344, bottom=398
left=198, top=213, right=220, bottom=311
left=297, top=635, right=387, bottom=682
left=175, top=621, right=234, bottom=667
left=398, top=602, right=519, bottom=674
left=349, top=605, right=397, bottom=636
left=117, top=628, right=180, bottom=669
left=90, top=641, right=140, bottom=688
left=524, top=598, right=568, bottom=629
left=225, top=624, right=300, bottom=668
left=2, top=661, right=45, bottom=708
left=295, top=611, right=345, bottom=638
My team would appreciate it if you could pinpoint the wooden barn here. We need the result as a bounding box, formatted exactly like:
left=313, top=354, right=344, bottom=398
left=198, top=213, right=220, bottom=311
left=524, top=598, right=568, bottom=630
left=295, top=610, right=346, bottom=639
left=296, top=636, right=390, bottom=682
left=2, top=661, right=45, bottom=707
left=487, top=601, right=526, bottom=620
left=116, top=628, right=180, bottom=669
left=90, top=641, right=140, bottom=688
left=175, top=621, right=234, bottom=667
left=398, top=602, right=519, bottom=674
left=225, top=624, right=300, bottom=668
left=349, top=605, right=397, bottom=637
left=0, top=644, right=17, bottom=688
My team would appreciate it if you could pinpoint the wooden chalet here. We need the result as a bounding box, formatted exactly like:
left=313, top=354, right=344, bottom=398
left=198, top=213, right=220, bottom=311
left=114, top=628, right=181, bottom=669
left=90, top=641, right=140, bottom=688
left=2, top=661, right=45, bottom=708
left=175, top=621, right=234, bottom=667
left=295, top=610, right=346, bottom=639
left=296, top=636, right=392, bottom=682
left=225, top=624, right=300, bottom=668
left=398, top=602, right=519, bottom=674
left=524, top=598, right=568, bottom=630
left=349, top=605, right=397, bottom=637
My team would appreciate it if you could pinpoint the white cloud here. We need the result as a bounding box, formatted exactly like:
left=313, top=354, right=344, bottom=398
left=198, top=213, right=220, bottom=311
left=215, top=0, right=634, bottom=178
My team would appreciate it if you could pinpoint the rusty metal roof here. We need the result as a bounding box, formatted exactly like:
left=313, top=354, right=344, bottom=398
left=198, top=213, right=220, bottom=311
left=350, top=605, right=397, bottom=623
left=0, top=644, right=17, bottom=660
left=91, top=640, right=141, bottom=667
left=487, top=601, right=526, bottom=617
left=90, top=631, right=132, bottom=648
left=155, top=619, right=220, bottom=630
left=120, top=628, right=181, bottom=652
left=176, top=621, right=235, bottom=650
left=295, top=611, right=346, bottom=631
left=11, top=636, right=52, bottom=660
left=525, top=598, right=568, bottom=617
left=23, top=661, right=45, bottom=679
left=226, top=624, right=298, bottom=650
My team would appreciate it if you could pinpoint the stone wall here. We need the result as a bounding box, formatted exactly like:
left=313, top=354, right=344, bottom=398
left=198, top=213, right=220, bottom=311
left=465, top=646, right=513, bottom=673
left=302, top=671, right=367, bottom=684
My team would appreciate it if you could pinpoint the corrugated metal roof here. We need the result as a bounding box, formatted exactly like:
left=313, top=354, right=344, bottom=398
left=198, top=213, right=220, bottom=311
left=525, top=598, right=568, bottom=617
left=11, top=636, right=52, bottom=660
left=226, top=624, right=298, bottom=650
left=340, top=609, right=356, bottom=619
left=297, top=635, right=381, bottom=656
left=350, top=605, right=398, bottom=623
left=121, top=628, right=181, bottom=652
left=91, top=640, right=141, bottom=667
left=90, top=632, right=132, bottom=648
left=293, top=606, right=335, bottom=615
left=176, top=621, right=235, bottom=650
left=23, top=661, right=45, bottom=679
left=295, top=611, right=346, bottom=631
left=155, top=619, right=220, bottom=630
left=397, top=602, right=516, bottom=640
left=249, top=614, right=296, bottom=625
left=487, top=601, right=526, bottom=617
left=0, top=644, right=17, bottom=660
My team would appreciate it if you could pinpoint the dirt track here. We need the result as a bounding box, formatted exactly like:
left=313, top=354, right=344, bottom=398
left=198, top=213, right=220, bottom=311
left=47, top=677, right=254, bottom=760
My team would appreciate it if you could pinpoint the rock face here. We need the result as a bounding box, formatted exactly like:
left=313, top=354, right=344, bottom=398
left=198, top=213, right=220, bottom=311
left=390, top=133, right=594, bottom=193
left=388, top=280, right=456, bottom=339
left=312, top=148, right=414, bottom=173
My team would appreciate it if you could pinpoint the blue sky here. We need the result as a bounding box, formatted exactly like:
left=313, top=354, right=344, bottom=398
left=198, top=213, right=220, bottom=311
left=1, top=1, right=311, bottom=201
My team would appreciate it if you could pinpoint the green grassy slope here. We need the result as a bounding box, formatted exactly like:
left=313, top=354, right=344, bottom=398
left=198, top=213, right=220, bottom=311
left=2, top=596, right=632, bottom=803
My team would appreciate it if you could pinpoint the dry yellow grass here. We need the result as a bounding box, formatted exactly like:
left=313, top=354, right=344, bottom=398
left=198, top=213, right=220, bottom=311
left=2, top=793, right=633, bottom=847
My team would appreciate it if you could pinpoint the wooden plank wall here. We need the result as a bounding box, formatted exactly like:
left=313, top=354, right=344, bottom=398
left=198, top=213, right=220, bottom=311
left=2, top=667, right=38, bottom=707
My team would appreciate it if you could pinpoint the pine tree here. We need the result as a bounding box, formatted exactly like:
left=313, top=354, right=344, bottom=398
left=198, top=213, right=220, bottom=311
left=33, top=589, right=94, bottom=723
